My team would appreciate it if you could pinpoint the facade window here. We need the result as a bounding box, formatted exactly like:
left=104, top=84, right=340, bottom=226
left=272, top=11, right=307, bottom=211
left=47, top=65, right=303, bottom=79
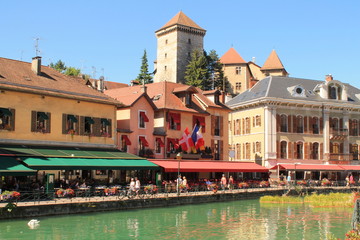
left=31, top=111, right=50, bottom=133
left=121, top=135, right=131, bottom=152
left=280, top=141, right=287, bottom=159
left=245, top=143, right=251, bottom=159
left=167, top=138, right=178, bottom=153
left=296, top=116, right=303, bottom=133
left=165, top=39, right=168, bottom=44
left=214, top=116, right=221, bottom=136
left=280, top=114, right=288, bottom=132
left=330, top=118, right=339, bottom=131
left=235, top=119, right=241, bottom=135
left=330, top=143, right=340, bottom=154
left=100, top=118, right=111, bottom=137
left=328, top=84, right=342, bottom=100
left=139, top=111, right=149, bottom=129
left=155, top=138, right=164, bottom=154
left=0, top=108, right=14, bottom=131
left=245, top=117, right=251, bottom=134
left=236, top=143, right=241, bottom=160
left=64, top=114, right=78, bottom=135
left=169, top=113, right=181, bottom=130
left=350, top=119, right=358, bottom=136
left=214, top=140, right=221, bottom=160
left=138, top=136, right=149, bottom=155
left=351, top=144, right=359, bottom=160
left=84, top=117, right=94, bottom=134
left=296, top=142, right=303, bottom=159
left=193, top=116, right=205, bottom=133
left=313, top=117, right=320, bottom=134
left=165, top=53, right=167, bottom=59
left=255, top=115, right=261, bottom=127
left=235, top=66, right=241, bottom=75
left=236, top=82, right=241, bottom=91
left=255, top=142, right=261, bottom=153
left=311, top=142, right=319, bottom=160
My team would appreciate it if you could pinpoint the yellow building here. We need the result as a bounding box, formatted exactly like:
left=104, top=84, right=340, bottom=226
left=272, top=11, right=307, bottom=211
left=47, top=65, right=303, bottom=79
left=227, top=74, right=360, bottom=180
left=0, top=57, right=157, bottom=184
left=221, top=48, right=288, bottom=96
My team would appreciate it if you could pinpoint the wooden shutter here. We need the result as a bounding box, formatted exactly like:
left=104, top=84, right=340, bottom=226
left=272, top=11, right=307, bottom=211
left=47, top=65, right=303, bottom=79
left=211, top=116, right=215, bottom=136
left=76, top=115, right=80, bottom=135
left=293, top=115, right=297, bottom=133
left=177, top=113, right=181, bottom=130
left=340, top=143, right=344, bottom=153
left=219, top=140, right=223, bottom=160
left=288, top=115, right=292, bottom=133
left=304, top=116, right=308, bottom=133
left=10, top=109, right=15, bottom=131
left=108, top=119, right=112, bottom=138
left=46, top=112, right=51, bottom=133
left=94, top=118, right=101, bottom=137
left=62, top=114, right=67, bottom=134
left=79, top=116, right=85, bottom=135
left=340, top=118, right=343, bottom=130
left=320, top=117, right=323, bottom=134
left=276, top=114, right=280, bottom=132
left=211, top=139, right=215, bottom=159
left=219, top=116, right=223, bottom=137
left=320, top=143, right=323, bottom=160
left=309, top=117, right=313, bottom=133
left=304, top=142, right=309, bottom=159
left=288, top=142, right=293, bottom=159
left=309, top=142, right=313, bottom=159
left=31, top=111, right=37, bottom=132
left=276, top=141, right=280, bottom=158
left=349, top=119, right=353, bottom=135
left=294, top=142, right=298, bottom=159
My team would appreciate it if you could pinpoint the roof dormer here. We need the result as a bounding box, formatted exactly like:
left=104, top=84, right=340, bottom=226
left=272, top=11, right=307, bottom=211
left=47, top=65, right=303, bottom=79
left=173, top=85, right=198, bottom=107
left=287, top=84, right=307, bottom=98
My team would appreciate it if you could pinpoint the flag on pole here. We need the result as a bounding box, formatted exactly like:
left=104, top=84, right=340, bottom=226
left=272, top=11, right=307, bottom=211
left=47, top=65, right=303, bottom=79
left=190, top=124, right=200, bottom=153
left=179, top=127, right=190, bottom=151
left=196, top=127, right=205, bottom=151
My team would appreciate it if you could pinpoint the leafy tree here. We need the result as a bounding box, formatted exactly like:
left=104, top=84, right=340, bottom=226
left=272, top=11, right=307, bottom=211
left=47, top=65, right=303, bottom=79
left=134, top=50, right=153, bottom=85
left=206, top=50, right=229, bottom=91
left=184, top=49, right=208, bottom=89
left=64, top=67, right=81, bottom=76
left=49, top=60, right=66, bottom=73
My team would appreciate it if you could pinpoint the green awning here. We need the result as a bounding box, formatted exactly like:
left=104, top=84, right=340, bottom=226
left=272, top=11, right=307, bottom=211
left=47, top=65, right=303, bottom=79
left=38, top=112, right=49, bottom=120
left=68, top=115, right=78, bottom=123
left=23, top=157, right=159, bottom=170
left=0, top=157, right=36, bottom=176
left=85, top=117, right=94, bottom=124
left=0, top=108, right=12, bottom=117
left=101, top=118, right=110, bottom=126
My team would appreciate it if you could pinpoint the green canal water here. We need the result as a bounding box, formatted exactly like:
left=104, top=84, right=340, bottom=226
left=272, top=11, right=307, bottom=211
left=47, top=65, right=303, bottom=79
left=0, top=199, right=353, bottom=240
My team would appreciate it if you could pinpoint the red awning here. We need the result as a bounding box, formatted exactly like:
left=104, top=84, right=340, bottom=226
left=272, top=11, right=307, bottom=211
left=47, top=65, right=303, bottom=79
left=339, top=165, right=360, bottom=171
left=122, top=135, right=131, bottom=145
left=139, top=136, right=149, bottom=147
left=150, top=160, right=269, bottom=173
left=270, top=164, right=345, bottom=171
left=140, top=112, right=149, bottom=122
left=156, top=137, right=165, bottom=147
left=169, top=113, right=180, bottom=123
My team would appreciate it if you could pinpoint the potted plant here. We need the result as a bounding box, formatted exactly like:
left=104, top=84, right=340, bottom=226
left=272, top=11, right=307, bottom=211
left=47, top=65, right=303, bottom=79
left=238, top=182, right=249, bottom=189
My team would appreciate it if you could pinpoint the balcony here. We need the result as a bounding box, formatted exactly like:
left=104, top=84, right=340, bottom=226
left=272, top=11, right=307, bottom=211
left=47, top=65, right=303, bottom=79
left=330, top=128, right=348, bottom=140
left=325, top=153, right=354, bottom=164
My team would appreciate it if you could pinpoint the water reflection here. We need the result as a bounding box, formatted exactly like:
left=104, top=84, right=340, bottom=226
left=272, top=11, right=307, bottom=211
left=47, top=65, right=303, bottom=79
left=0, top=200, right=353, bottom=240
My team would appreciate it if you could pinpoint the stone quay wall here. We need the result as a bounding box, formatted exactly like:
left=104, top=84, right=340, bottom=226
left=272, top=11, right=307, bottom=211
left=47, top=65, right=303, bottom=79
left=0, top=187, right=357, bottom=220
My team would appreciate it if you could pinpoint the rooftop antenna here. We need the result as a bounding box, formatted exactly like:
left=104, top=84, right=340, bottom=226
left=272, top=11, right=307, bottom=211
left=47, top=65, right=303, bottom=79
left=92, top=66, right=97, bottom=79
left=34, top=37, right=41, bottom=56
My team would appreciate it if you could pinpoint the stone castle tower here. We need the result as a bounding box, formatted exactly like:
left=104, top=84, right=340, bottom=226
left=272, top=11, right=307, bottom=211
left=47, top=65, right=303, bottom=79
left=154, top=11, right=206, bottom=84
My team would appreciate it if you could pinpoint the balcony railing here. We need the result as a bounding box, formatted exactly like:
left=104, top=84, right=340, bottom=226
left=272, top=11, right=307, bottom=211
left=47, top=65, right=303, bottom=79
left=330, top=128, right=348, bottom=136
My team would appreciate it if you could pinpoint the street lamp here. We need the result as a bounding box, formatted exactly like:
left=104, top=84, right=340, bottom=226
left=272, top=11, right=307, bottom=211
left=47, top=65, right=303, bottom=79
left=294, top=162, right=301, bottom=185
left=176, top=152, right=182, bottom=196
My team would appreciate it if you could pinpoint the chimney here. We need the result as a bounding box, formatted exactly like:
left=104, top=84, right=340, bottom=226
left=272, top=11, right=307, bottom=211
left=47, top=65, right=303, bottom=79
left=31, top=56, right=42, bottom=75
left=141, top=81, right=147, bottom=93
left=325, top=74, right=333, bottom=82
left=98, top=76, right=105, bottom=92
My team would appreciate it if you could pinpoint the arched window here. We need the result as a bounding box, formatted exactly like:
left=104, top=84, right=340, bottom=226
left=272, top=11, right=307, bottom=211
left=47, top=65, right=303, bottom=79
left=313, top=117, right=319, bottom=134
left=296, top=142, right=303, bottom=159
left=297, top=116, right=304, bottom=133
left=328, top=83, right=342, bottom=100
left=280, top=115, right=288, bottom=132
left=330, top=118, right=339, bottom=131
left=311, top=142, right=319, bottom=160
left=280, top=141, right=287, bottom=159
left=351, top=144, right=358, bottom=160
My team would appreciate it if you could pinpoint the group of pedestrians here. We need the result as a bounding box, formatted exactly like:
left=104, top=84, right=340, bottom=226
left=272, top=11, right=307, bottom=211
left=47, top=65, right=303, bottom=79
left=129, top=177, right=141, bottom=195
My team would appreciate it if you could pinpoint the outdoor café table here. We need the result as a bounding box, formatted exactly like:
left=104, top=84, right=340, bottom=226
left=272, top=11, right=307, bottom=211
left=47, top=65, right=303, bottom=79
left=77, top=187, right=90, bottom=197
left=95, top=186, right=107, bottom=196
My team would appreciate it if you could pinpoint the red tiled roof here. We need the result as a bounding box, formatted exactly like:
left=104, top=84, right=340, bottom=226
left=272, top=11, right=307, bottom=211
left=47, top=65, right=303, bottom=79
left=0, top=57, right=120, bottom=106
left=105, top=81, right=128, bottom=90
left=261, top=50, right=285, bottom=70
left=220, top=47, right=246, bottom=64
left=105, top=82, right=228, bottom=114
left=157, top=11, right=205, bottom=31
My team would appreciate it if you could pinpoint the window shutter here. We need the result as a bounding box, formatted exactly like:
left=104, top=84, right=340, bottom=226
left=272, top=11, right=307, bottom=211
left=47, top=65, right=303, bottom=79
left=276, top=114, right=280, bottom=132
left=340, top=143, right=344, bottom=153
left=294, top=142, right=298, bottom=159
left=211, top=139, right=215, bottom=159
left=46, top=112, right=51, bottom=133
left=304, top=142, right=309, bottom=159
left=10, top=109, right=15, bottom=131
left=349, top=119, right=353, bottom=135
left=293, top=115, right=297, bottom=133
left=276, top=141, right=280, bottom=158
left=340, top=118, right=343, bottom=130
left=320, top=143, right=323, bottom=160
left=304, top=116, right=308, bottom=133
left=79, top=116, right=85, bottom=135
left=358, top=120, right=360, bottom=136
left=31, top=111, right=37, bottom=132
left=219, top=140, right=223, bottom=160
left=309, top=142, right=313, bottom=159
left=219, top=116, right=223, bottom=137
left=108, top=119, right=112, bottom=138
left=320, top=117, right=323, bottom=134
left=62, top=114, right=67, bottom=134
left=288, top=142, right=292, bottom=159
left=211, top=116, right=215, bottom=136
left=94, top=118, right=101, bottom=137
left=75, top=115, right=80, bottom=135
left=309, top=117, right=313, bottom=133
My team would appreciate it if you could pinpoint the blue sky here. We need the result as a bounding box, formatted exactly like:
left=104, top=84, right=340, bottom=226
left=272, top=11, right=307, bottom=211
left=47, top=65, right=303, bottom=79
left=2, top=1, right=359, bottom=86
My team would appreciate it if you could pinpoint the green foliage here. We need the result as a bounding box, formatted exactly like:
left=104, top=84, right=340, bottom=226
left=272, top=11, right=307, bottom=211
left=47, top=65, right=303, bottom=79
left=184, top=49, right=208, bottom=89
left=206, top=50, right=229, bottom=91
left=64, top=67, right=81, bottom=76
left=49, top=60, right=66, bottom=73
left=134, top=50, right=153, bottom=85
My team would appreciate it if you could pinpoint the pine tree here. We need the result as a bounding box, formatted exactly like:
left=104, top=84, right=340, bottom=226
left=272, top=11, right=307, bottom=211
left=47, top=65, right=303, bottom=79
left=184, top=49, right=208, bottom=89
left=207, top=50, right=229, bottom=91
left=134, top=50, right=153, bottom=85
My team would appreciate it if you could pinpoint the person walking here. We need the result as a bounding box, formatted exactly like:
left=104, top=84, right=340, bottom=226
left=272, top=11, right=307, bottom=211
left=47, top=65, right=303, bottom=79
left=228, top=176, right=234, bottom=190
left=221, top=174, right=227, bottom=191
left=135, top=177, right=141, bottom=196
left=182, top=176, right=188, bottom=193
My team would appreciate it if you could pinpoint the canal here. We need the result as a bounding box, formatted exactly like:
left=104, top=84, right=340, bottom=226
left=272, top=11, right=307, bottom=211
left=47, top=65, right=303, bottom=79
left=0, top=199, right=352, bottom=239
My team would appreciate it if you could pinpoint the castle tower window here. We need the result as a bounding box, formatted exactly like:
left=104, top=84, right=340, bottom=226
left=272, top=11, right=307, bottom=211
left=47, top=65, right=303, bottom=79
left=235, top=66, right=241, bottom=75
left=236, top=82, right=241, bottom=91
left=165, top=53, right=167, bottom=59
